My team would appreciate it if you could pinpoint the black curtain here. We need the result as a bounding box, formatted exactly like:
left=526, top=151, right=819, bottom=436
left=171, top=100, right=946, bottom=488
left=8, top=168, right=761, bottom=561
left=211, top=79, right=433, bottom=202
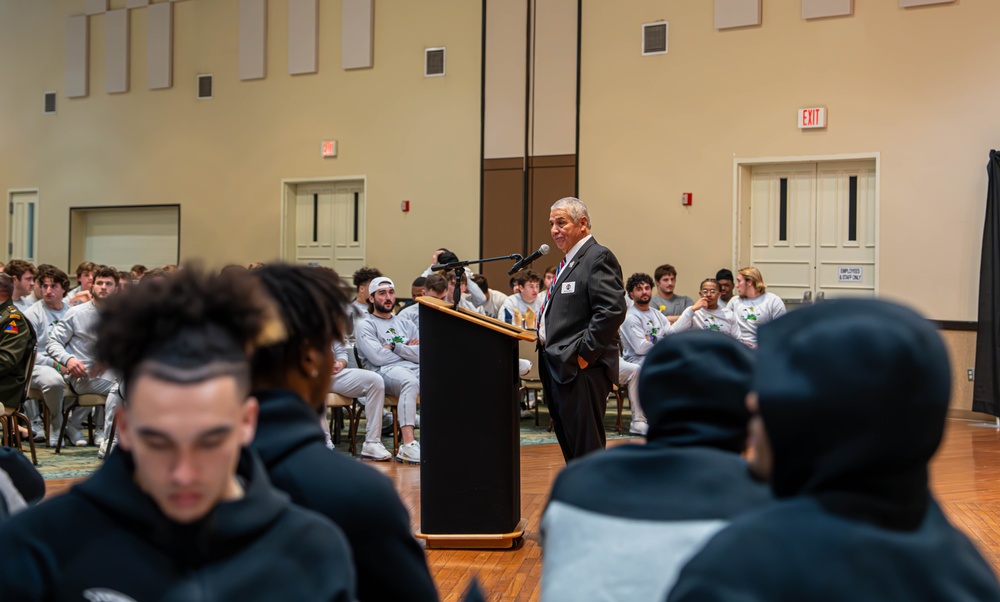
left=973, top=150, right=1000, bottom=416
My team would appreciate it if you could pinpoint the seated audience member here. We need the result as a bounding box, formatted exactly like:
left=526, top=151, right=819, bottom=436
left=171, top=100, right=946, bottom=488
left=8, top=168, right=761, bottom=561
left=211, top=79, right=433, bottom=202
left=618, top=273, right=672, bottom=436
left=351, top=266, right=383, bottom=322
left=130, top=264, right=147, bottom=281
left=716, top=269, right=735, bottom=304
left=23, top=266, right=73, bottom=446
left=472, top=274, right=508, bottom=319
left=354, top=277, right=422, bottom=463
left=402, top=276, right=427, bottom=309
left=423, top=249, right=487, bottom=307
left=46, top=266, right=125, bottom=450
left=651, top=264, right=694, bottom=324
left=509, top=275, right=520, bottom=295
left=726, top=267, right=786, bottom=348
left=65, top=261, right=95, bottom=306
left=6, top=260, right=37, bottom=312
left=247, top=261, right=266, bottom=270
left=0, top=446, right=44, bottom=517
left=671, top=278, right=739, bottom=339
left=249, top=264, right=438, bottom=602
left=536, top=265, right=557, bottom=305
left=541, top=331, right=770, bottom=601
left=117, top=270, right=132, bottom=290
left=0, top=267, right=356, bottom=601
left=161, top=264, right=179, bottom=273
left=0, top=274, right=35, bottom=414
left=398, top=272, right=449, bottom=329
left=668, top=300, right=1000, bottom=602
left=499, top=269, right=543, bottom=329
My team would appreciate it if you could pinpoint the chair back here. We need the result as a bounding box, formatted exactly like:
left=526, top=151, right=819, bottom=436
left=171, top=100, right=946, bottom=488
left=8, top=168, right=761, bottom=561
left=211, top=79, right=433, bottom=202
left=17, top=343, right=37, bottom=410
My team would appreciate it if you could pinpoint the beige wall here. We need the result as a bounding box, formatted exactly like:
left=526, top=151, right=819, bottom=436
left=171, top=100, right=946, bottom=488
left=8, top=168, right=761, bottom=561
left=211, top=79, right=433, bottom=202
left=579, top=0, right=998, bottom=320
left=0, top=0, right=482, bottom=283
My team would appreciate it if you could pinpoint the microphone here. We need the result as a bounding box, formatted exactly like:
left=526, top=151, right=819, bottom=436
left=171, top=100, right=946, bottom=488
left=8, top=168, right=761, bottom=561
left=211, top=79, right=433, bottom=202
left=508, top=244, right=550, bottom=275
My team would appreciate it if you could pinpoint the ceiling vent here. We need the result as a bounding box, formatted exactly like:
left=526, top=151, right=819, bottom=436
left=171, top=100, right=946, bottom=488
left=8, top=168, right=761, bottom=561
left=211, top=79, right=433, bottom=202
left=43, top=92, right=57, bottom=114
left=642, top=22, right=668, bottom=56
left=425, top=47, right=446, bottom=77
left=197, top=74, right=213, bottom=100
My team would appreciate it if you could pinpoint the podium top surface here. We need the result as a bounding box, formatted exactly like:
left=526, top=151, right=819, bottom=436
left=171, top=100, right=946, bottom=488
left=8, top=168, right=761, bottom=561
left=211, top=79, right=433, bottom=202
left=416, top=296, right=538, bottom=342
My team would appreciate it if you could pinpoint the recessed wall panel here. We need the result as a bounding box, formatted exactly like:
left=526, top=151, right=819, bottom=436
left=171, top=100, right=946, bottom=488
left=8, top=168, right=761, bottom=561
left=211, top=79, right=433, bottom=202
left=85, top=0, right=108, bottom=15
left=484, top=0, right=527, bottom=159
left=532, top=0, right=578, bottom=157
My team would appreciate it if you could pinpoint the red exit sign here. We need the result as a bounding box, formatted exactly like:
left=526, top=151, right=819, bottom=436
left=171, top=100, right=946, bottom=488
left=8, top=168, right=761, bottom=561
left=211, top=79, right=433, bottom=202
left=798, top=107, right=827, bottom=129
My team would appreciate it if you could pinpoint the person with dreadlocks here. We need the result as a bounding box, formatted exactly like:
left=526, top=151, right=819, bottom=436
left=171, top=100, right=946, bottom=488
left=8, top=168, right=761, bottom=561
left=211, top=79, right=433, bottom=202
left=249, top=263, right=438, bottom=602
left=0, top=267, right=356, bottom=601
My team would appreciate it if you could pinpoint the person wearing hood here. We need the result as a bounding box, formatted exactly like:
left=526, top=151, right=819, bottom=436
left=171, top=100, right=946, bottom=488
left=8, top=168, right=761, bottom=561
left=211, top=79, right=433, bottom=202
left=668, top=299, right=1000, bottom=602
left=0, top=267, right=356, bottom=601
left=249, top=264, right=439, bottom=602
left=539, top=330, right=771, bottom=601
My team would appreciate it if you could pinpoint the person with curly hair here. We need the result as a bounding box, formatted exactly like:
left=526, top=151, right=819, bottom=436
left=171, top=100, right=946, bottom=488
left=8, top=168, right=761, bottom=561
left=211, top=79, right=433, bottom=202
left=0, top=267, right=357, bottom=601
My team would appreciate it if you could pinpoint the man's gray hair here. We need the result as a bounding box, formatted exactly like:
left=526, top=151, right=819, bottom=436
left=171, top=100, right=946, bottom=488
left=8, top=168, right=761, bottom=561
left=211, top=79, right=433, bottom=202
left=0, top=273, right=13, bottom=297
left=550, top=197, right=591, bottom=227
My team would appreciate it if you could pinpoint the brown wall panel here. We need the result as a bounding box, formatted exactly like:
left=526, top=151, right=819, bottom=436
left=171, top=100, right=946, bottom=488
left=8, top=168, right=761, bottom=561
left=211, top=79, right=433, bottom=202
left=482, top=161, right=525, bottom=292
left=528, top=157, right=576, bottom=260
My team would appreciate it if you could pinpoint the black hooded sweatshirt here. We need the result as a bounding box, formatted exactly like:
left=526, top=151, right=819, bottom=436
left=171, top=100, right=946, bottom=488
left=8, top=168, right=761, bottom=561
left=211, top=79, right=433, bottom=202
left=250, top=388, right=438, bottom=602
left=669, top=299, right=1000, bottom=602
left=541, top=331, right=772, bottom=601
left=0, top=448, right=356, bottom=601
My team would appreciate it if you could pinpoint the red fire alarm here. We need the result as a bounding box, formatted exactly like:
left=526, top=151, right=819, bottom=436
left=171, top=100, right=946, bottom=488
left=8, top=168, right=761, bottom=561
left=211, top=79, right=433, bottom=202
left=401, top=200, right=410, bottom=212
left=681, top=192, right=693, bottom=206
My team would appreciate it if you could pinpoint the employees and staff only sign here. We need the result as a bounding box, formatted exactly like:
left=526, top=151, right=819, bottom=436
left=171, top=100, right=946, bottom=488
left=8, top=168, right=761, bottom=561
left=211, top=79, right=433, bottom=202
left=838, top=266, right=863, bottom=282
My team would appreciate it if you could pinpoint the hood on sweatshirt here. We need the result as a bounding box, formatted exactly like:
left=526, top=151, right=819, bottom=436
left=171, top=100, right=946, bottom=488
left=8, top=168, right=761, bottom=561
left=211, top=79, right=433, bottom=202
left=754, top=299, right=949, bottom=530
left=638, top=330, right=755, bottom=453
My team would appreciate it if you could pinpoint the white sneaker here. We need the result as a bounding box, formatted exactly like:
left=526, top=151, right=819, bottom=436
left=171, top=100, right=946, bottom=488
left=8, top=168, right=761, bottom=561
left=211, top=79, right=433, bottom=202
left=98, top=438, right=109, bottom=459
left=325, top=436, right=335, bottom=451
left=629, top=420, right=649, bottom=436
left=395, top=440, right=421, bottom=464
left=520, top=408, right=533, bottom=419
left=360, top=441, right=392, bottom=462
left=94, top=433, right=106, bottom=449
left=66, top=425, right=88, bottom=447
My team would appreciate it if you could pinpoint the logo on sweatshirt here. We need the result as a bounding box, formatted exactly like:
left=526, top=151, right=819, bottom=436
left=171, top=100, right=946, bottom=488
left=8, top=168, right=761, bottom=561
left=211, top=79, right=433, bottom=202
left=385, top=327, right=405, bottom=344
left=743, top=306, right=759, bottom=321
left=83, top=589, right=138, bottom=602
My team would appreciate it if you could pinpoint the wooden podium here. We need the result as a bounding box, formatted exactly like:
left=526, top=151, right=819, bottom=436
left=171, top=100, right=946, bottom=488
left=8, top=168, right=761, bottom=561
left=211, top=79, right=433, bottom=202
left=413, top=296, right=536, bottom=549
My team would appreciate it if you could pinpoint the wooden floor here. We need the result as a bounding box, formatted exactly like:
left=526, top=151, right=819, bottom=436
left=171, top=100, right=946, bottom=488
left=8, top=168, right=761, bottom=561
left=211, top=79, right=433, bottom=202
left=43, top=418, right=1000, bottom=601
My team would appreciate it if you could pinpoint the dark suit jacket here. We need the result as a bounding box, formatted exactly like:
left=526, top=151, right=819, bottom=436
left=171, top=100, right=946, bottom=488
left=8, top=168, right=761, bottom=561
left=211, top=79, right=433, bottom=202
left=542, top=237, right=626, bottom=385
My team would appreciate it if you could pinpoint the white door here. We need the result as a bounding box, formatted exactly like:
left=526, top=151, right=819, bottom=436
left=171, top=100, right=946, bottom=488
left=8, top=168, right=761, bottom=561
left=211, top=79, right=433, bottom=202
left=749, top=160, right=876, bottom=302
left=293, top=181, right=365, bottom=277
left=8, top=191, right=38, bottom=262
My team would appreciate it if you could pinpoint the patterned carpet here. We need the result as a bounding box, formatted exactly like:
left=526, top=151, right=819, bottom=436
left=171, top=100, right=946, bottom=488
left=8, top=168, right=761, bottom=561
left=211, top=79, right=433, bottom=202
left=26, top=401, right=640, bottom=480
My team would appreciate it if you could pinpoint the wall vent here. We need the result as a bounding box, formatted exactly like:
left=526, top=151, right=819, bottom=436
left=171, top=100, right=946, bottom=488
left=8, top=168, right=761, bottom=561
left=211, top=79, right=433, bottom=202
left=642, top=22, right=668, bottom=56
left=425, top=47, right=446, bottom=77
left=43, top=92, right=57, bottom=114
left=197, top=74, right=213, bottom=99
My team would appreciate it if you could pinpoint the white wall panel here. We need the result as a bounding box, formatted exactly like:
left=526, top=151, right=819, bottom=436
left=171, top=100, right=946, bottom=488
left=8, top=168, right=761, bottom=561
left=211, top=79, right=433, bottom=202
left=239, top=0, right=267, bottom=80
left=802, top=0, right=853, bottom=19
left=342, top=0, right=373, bottom=69
left=715, top=0, right=761, bottom=29
left=66, top=15, right=89, bottom=98
left=126, top=0, right=149, bottom=7
left=288, top=0, right=318, bottom=75
left=148, top=3, right=173, bottom=89
left=106, top=9, right=129, bottom=94
left=85, top=0, right=107, bottom=15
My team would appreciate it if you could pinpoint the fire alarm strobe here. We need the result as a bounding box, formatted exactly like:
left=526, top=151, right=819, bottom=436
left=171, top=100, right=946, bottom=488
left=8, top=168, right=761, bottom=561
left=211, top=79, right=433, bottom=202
left=401, top=200, right=410, bottom=212
left=681, top=193, right=693, bottom=206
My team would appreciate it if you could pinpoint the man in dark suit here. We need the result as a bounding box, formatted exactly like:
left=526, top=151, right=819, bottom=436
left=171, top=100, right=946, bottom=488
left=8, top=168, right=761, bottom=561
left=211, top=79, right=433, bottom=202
left=538, top=197, right=626, bottom=462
